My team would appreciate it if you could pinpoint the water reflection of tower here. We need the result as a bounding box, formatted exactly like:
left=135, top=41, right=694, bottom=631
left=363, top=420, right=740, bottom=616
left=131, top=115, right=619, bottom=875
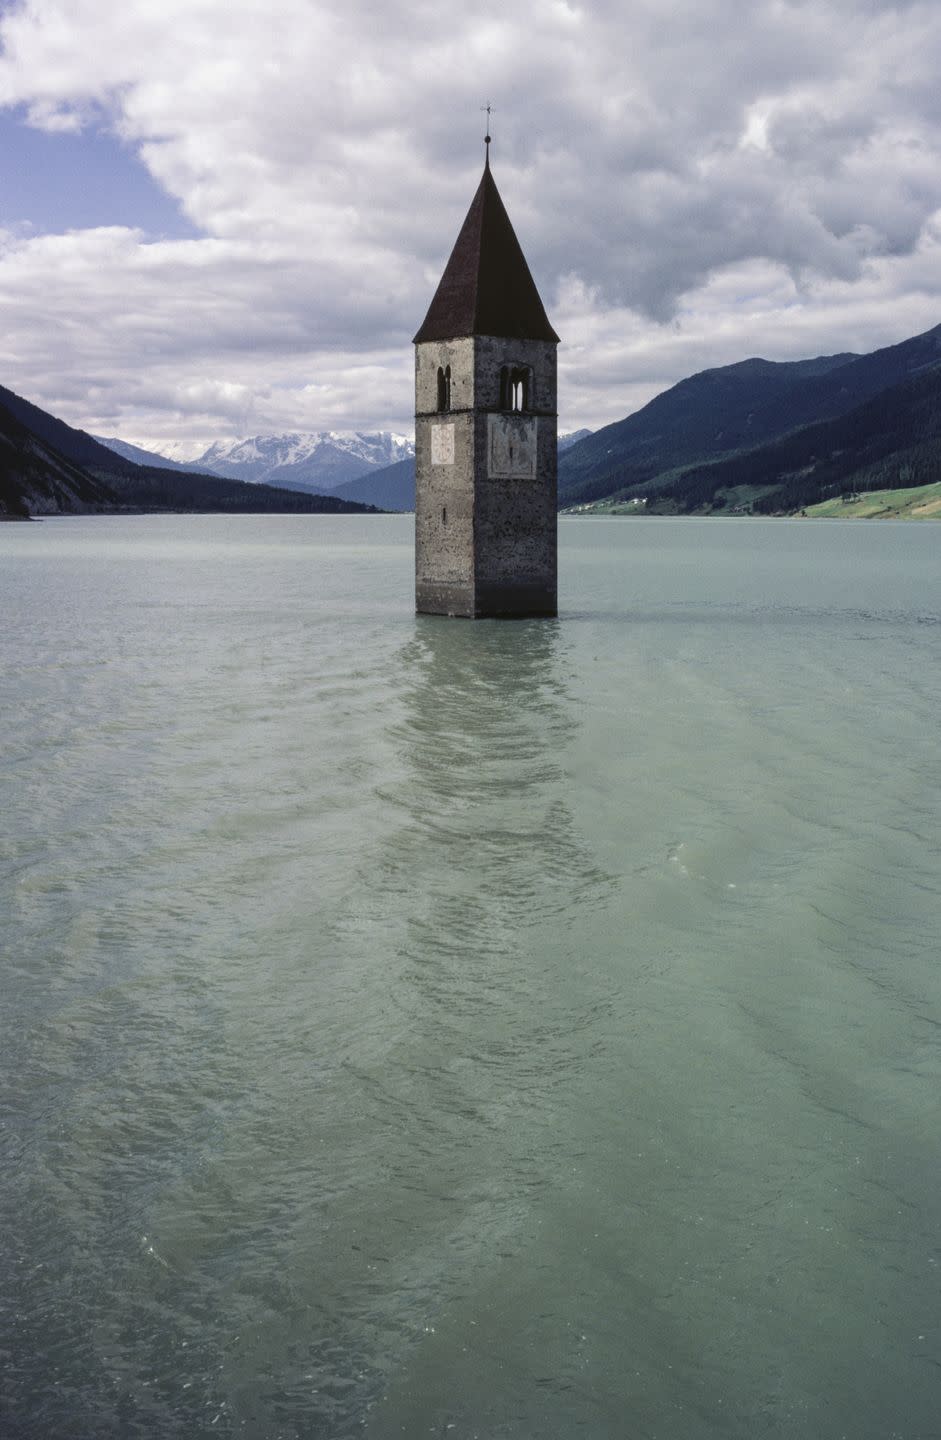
left=330, top=620, right=616, bottom=1440
left=378, top=616, right=613, bottom=1038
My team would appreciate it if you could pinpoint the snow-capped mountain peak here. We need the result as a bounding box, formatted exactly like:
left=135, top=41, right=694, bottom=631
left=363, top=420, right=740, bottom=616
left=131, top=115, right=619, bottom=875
left=189, top=430, right=414, bottom=492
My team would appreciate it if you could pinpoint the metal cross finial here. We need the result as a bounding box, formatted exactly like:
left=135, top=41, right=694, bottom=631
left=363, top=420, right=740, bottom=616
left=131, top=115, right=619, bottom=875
left=481, top=103, right=494, bottom=162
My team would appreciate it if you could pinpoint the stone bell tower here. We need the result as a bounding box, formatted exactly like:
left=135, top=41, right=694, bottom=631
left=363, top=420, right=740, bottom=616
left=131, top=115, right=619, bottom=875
left=413, top=143, right=559, bottom=618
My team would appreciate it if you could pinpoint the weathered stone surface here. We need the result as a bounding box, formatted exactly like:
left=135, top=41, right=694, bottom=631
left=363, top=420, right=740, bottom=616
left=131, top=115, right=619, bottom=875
left=415, top=334, right=558, bottom=618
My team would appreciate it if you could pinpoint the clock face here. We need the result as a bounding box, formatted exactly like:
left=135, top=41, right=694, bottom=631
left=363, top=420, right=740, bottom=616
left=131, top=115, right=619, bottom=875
left=487, top=414, right=537, bottom=479
left=431, top=423, right=455, bottom=466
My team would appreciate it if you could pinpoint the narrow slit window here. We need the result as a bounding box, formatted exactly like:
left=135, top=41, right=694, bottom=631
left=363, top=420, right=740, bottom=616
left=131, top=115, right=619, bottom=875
left=436, top=364, right=451, bottom=412
left=442, top=506, right=447, bottom=525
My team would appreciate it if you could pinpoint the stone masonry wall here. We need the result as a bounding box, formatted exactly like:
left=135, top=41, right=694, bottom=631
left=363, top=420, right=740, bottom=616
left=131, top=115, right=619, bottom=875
left=474, top=338, right=557, bottom=616
left=415, top=336, right=558, bottom=618
left=415, top=339, right=476, bottom=616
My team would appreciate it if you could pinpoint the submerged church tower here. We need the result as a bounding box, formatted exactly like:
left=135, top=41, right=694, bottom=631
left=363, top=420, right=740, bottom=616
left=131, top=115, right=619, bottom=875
left=413, top=144, right=559, bottom=617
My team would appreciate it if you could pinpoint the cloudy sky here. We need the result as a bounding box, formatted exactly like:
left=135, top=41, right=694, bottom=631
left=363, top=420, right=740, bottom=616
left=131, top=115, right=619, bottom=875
left=1, top=0, right=939, bottom=452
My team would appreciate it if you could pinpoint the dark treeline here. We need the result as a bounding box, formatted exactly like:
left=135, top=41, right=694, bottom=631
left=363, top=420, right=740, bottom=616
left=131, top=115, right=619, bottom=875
left=101, top=467, right=379, bottom=514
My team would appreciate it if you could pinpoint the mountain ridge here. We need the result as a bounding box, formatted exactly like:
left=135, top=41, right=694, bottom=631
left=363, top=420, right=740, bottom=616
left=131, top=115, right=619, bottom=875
left=0, top=386, right=382, bottom=518
left=558, top=322, right=941, bottom=511
left=95, top=429, right=415, bottom=494
left=6, top=323, right=940, bottom=519
left=187, top=430, right=414, bottom=492
left=1, top=397, right=115, bottom=518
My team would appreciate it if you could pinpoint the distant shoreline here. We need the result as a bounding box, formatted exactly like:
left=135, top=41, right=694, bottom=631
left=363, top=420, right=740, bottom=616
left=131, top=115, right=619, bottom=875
left=560, top=477, right=941, bottom=521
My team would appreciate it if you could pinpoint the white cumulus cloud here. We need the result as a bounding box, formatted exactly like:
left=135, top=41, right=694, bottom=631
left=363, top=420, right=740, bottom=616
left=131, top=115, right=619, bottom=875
left=0, top=0, right=940, bottom=443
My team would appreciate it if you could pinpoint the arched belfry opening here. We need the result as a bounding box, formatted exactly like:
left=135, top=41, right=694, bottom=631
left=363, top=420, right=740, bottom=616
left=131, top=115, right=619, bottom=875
left=500, top=365, right=531, bottom=413
left=412, top=146, right=559, bottom=619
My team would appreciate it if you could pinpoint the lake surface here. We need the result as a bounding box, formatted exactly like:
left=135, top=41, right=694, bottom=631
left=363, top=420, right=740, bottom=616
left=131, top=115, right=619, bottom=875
left=1, top=514, right=939, bottom=1439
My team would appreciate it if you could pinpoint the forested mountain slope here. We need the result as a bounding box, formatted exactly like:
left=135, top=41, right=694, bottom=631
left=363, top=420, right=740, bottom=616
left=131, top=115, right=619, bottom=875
left=0, top=398, right=116, bottom=517
left=0, top=385, right=381, bottom=517
left=559, top=323, right=941, bottom=508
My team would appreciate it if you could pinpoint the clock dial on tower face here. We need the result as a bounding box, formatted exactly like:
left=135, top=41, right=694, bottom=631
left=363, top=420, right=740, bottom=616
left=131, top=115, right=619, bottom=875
left=431, top=424, right=455, bottom=466
left=487, top=414, right=537, bottom=479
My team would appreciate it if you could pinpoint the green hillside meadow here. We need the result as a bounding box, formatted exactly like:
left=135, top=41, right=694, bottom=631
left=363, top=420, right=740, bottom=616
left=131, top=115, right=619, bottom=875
left=804, top=481, right=941, bottom=519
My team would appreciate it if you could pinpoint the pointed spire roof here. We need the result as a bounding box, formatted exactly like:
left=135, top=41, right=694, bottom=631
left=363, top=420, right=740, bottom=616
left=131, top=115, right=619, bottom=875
left=414, top=159, right=559, bottom=345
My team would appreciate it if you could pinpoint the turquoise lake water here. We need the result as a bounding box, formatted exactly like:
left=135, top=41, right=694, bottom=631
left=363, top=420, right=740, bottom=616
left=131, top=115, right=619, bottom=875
left=1, top=514, right=939, bottom=1438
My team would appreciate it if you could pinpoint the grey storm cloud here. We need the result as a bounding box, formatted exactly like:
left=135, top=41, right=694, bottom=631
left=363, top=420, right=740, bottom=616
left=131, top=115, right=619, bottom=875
left=1, top=0, right=940, bottom=444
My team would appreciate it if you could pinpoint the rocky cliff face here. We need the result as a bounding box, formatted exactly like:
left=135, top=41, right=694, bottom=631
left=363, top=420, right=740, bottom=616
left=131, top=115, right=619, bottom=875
left=1, top=404, right=115, bottom=518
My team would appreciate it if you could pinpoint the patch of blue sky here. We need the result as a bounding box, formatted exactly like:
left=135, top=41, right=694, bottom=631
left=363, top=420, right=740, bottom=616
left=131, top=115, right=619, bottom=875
left=0, top=107, right=200, bottom=238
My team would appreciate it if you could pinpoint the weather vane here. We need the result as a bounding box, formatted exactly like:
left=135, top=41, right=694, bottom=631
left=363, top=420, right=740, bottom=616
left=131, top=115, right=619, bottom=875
left=481, top=103, right=494, bottom=161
